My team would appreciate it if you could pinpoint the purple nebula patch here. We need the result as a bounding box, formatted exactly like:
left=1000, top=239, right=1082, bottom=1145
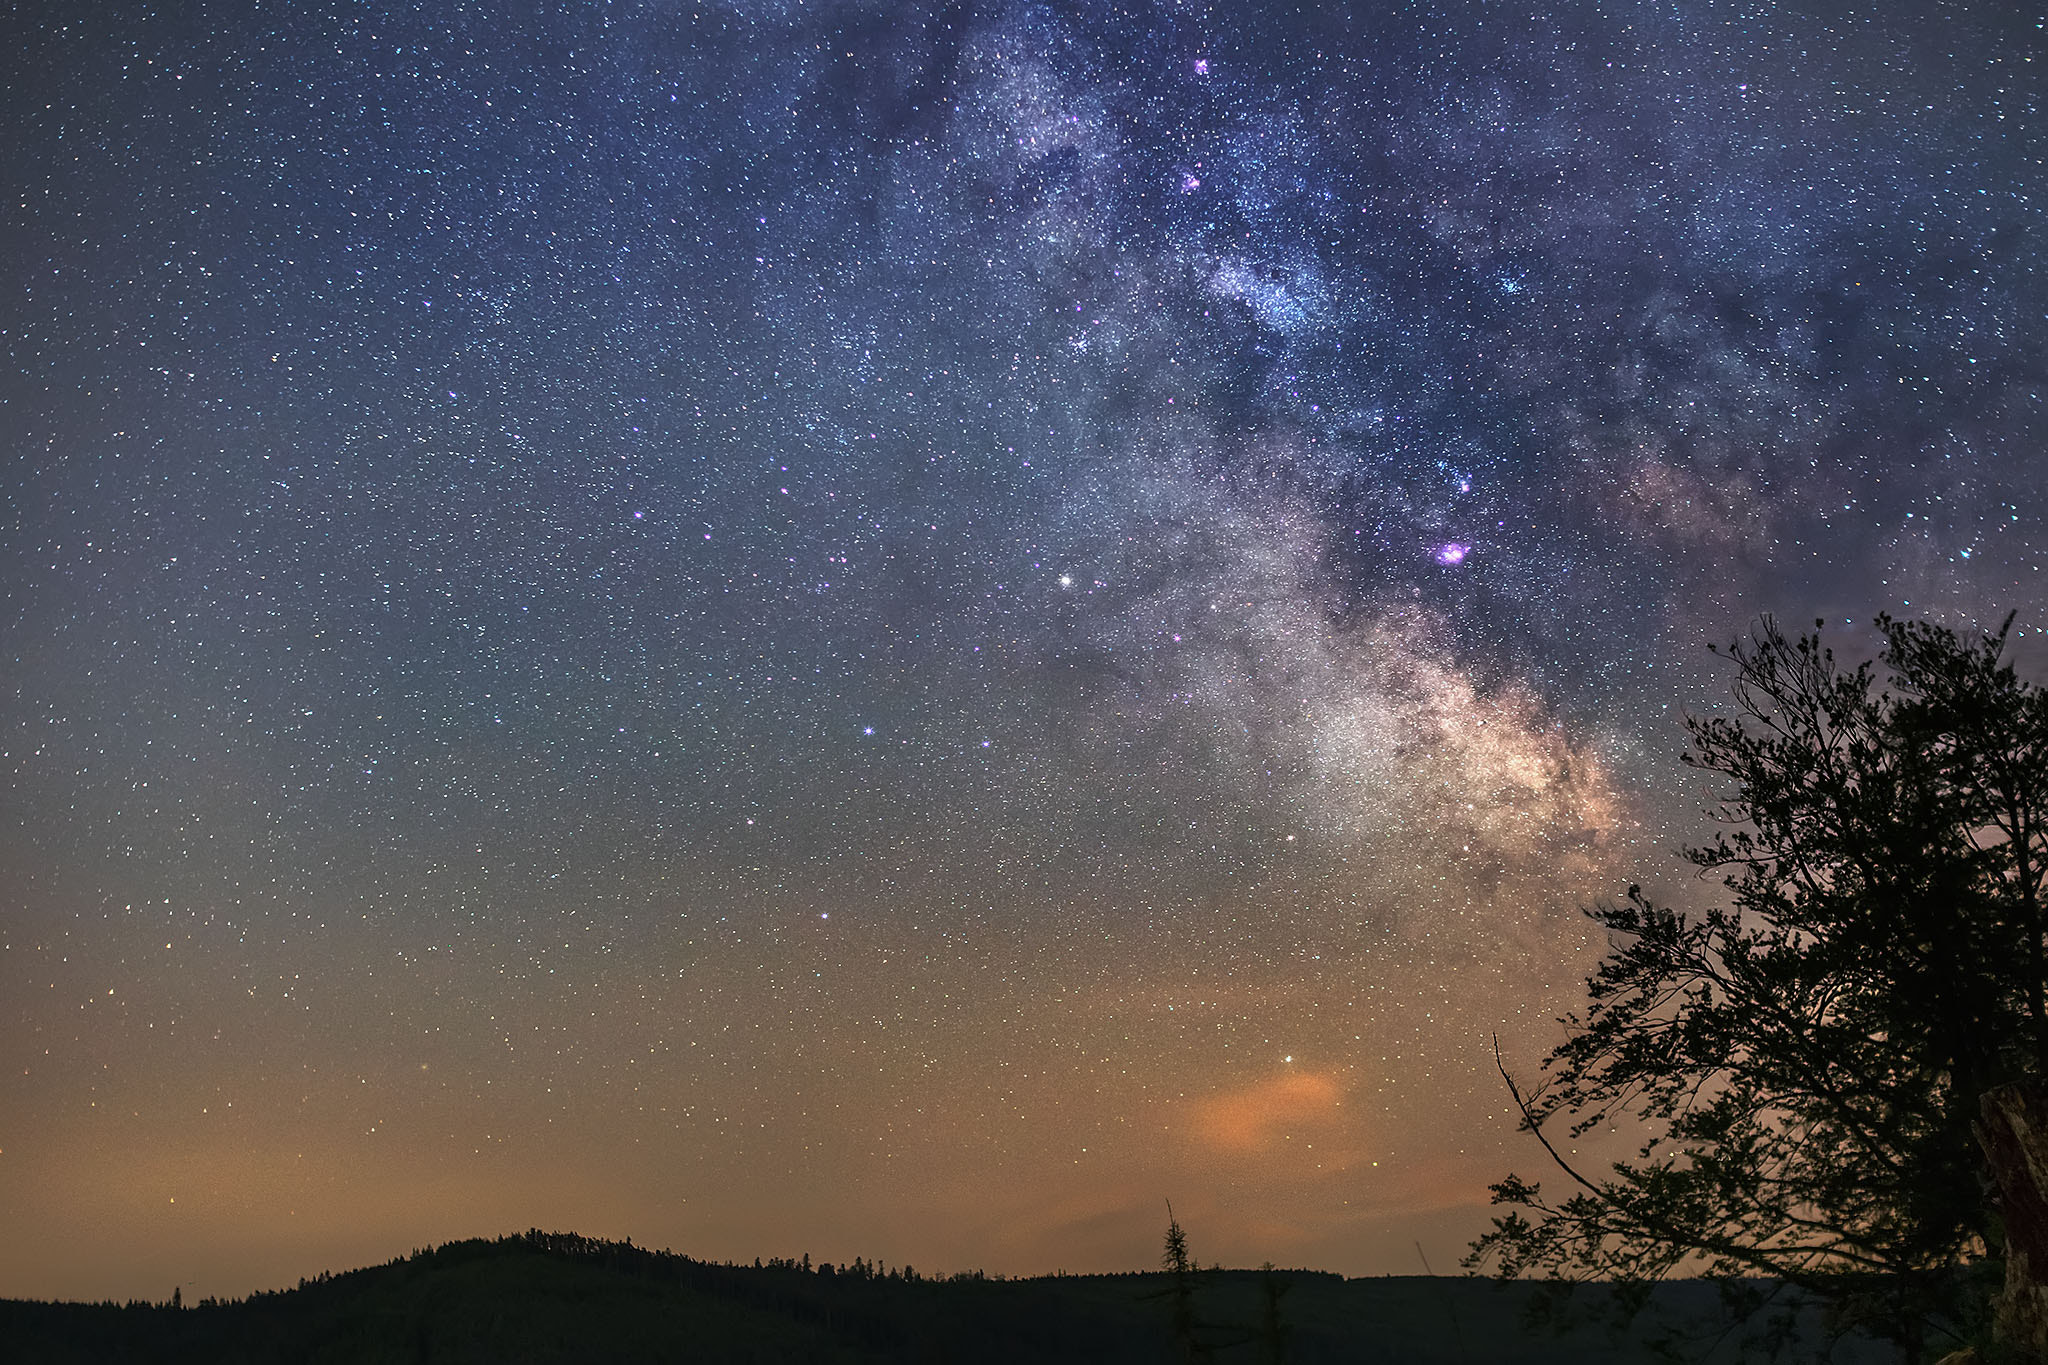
left=1434, top=543, right=1471, bottom=566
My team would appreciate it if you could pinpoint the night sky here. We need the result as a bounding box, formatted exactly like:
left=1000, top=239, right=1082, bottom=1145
left=5, top=0, right=2044, bottom=1303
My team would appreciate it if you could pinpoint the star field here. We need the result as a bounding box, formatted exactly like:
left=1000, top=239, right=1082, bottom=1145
left=3, top=0, right=2045, bottom=1301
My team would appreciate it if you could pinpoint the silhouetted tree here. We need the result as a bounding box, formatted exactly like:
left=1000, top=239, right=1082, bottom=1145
left=1164, top=1207, right=1191, bottom=1277
left=1257, top=1262, right=1292, bottom=1365
left=1160, top=1202, right=1212, bottom=1362
left=1468, top=615, right=2048, bottom=1360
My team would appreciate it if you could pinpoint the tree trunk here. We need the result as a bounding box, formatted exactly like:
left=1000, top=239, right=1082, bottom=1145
left=1977, top=1081, right=2048, bottom=1362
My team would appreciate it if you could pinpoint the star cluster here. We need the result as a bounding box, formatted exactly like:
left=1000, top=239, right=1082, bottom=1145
left=3, top=0, right=2043, bottom=1300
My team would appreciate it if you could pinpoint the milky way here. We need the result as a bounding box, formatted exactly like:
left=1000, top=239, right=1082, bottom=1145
left=4, top=0, right=2043, bottom=1300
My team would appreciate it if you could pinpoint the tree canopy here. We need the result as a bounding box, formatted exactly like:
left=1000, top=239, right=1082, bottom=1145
left=1468, top=614, right=2048, bottom=1358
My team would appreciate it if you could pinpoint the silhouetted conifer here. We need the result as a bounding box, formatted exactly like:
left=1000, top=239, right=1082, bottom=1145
left=1158, top=1202, right=1213, bottom=1363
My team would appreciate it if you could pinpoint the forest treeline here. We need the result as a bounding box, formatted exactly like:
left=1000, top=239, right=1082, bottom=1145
left=1, top=1227, right=1890, bottom=1364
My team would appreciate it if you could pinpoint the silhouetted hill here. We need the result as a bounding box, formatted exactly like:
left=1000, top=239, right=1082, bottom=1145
left=0, top=1230, right=1899, bottom=1363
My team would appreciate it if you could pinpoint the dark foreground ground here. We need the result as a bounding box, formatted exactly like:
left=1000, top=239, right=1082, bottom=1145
left=2, top=1231, right=1904, bottom=1363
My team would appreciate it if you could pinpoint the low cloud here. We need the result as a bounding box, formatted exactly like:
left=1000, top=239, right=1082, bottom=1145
left=1194, top=1070, right=1344, bottom=1155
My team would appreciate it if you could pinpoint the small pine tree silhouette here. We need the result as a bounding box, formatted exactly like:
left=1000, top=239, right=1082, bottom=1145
left=1160, top=1202, right=1212, bottom=1363
left=1163, top=1206, right=1191, bottom=1277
